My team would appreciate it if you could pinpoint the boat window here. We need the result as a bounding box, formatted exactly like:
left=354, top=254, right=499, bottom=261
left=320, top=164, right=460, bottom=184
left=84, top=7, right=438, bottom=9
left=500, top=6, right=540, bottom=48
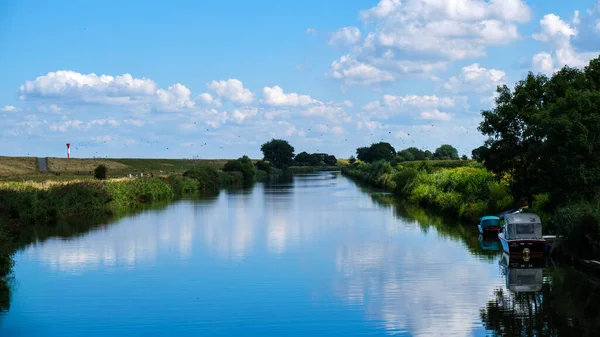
left=483, top=219, right=500, bottom=226
left=516, top=223, right=535, bottom=234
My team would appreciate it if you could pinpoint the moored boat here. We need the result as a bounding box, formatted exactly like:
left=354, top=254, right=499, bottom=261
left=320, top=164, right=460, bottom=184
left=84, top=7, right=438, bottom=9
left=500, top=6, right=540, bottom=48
left=478, top=215, right=502, bottom=235
left=498, top=213, right=546, bottom=257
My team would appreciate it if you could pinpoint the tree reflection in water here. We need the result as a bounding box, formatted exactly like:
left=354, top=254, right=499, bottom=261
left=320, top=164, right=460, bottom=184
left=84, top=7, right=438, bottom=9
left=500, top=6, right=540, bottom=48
left=481, top=266, right=600, bottom=337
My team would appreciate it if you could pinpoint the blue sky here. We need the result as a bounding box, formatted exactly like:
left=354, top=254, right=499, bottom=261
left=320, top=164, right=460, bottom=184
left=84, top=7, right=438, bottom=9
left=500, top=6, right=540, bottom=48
left=1, top=0, right=599, bottom=159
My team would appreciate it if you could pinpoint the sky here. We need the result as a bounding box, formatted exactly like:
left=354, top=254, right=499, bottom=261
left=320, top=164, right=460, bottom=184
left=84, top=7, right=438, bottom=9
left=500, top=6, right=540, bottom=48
left=1, top=0, right=599, bottom=159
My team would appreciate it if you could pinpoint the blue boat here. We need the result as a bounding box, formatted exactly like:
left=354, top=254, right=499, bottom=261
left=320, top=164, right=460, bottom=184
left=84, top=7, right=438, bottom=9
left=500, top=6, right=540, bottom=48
left=478, top=234, right=501, bottom=251
left=478, top=215, right=502, bottom=235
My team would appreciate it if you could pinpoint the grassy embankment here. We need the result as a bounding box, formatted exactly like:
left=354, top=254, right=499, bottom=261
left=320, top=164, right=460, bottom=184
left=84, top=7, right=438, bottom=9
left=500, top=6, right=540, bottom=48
left=0, top=156, right=231, bottom=180
left=342, top=160, right=513, bottom=222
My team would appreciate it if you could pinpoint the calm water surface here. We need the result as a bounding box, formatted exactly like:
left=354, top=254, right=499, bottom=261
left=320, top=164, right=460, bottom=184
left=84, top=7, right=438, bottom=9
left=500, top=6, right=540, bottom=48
left=1, top=172, right=598, bottom=336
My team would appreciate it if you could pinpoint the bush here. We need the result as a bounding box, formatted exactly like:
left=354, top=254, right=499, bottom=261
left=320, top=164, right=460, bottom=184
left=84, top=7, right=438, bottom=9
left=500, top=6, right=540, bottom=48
left=163, top=176, right=199, bottom=195
left=183, top=166, right=220, bottom=192
left=553, top=199, right=600, bottom=259
left=392, top=168, right=419, bottom=196
left=255, top=160, right=272, bottom=174
left=223, top=155, right=256, bottom=183
left=94, top=164, right=107, bottom=180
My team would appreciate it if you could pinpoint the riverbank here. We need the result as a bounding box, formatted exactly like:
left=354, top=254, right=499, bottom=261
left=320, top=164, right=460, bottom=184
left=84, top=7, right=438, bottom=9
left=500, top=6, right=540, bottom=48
left=342, top=161, right=600, bottom=264
left=342, top=161, right=513, bottom=222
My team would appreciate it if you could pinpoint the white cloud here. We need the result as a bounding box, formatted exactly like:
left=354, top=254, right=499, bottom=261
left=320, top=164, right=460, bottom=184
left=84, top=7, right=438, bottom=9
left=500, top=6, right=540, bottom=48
left=302, top=105, right=351, bottom=122
left=18, top=70, right=198, bottom=112
left=306, top=28, right=317, bottom=36
left=329, top=0, right=530, bottom=87
left=1, top=105, right=20, bottom=112
left=531, top=11, right=600, bottom=75
left=375, top=94, right=456, bottom=109
left=330, top=55, right=395, bottom=86
left=329, top=26, right=362, bottom=46
left=89, top=118, right=120, bottom=127
left=261, top=86, right=320, bottom=107
left=124, top=119, right=145, bottom=127
left=156, top=83, right=195, bottom=111
left=207, top=79, right=254, bottom=105
left=442, top=63, right=506, bottom=94
left=196, top=93, right=222, bottom=107
left=230, top=107, right=259, bottom=123
left=38, top=104, right=62, bottom=114
left=532, top=52, right=556, bottom=74
left=532, top=14, right=577, bottom=42
left=420, top=109, right=452, bottom=121
left=49, top=119, right=85, bottom=132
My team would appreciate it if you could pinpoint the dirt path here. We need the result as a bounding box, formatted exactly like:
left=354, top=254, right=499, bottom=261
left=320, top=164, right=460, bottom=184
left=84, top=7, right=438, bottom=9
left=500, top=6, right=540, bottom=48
left=38, top=157, right=48, bottom=172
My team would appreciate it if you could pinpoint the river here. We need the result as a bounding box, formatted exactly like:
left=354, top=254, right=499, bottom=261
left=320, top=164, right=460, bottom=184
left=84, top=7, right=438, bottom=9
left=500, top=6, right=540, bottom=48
left=0, top=172, right=598, bottom=336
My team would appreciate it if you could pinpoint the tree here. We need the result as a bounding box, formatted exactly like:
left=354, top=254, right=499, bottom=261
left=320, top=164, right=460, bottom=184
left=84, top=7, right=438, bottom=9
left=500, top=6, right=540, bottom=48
left=471, top=146, right=489, bottom=162
left=356, top=142, right=396, bottom=163
left=461, top=154, right=468, bottom=160
left=424, top=150, right=433, bottom=160
left=260, top=139, right=295, bottom=169
left=325, top=155, right=337, bottom=166
left=349, top=156, right=356, bottom=164
left=294, top=151, right=311, bottom=165
left=405, top=147, right=426, bottom=160
left=94, top=164, right=107, bottom=180
left=397, top=150, right=415, bottom=162
left=433, top=144, right=459, bottom=160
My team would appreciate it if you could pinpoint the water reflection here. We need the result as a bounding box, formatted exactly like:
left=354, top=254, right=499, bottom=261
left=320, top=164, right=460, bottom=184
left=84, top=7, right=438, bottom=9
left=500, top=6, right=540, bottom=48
left=2, top=172, right=600, bottom=336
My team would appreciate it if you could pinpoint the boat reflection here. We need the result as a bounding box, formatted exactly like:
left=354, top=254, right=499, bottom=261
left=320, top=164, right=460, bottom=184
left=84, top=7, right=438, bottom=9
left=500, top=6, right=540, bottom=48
left=499, top=252, right=545, bottom=293
left=478, top=234, right=500, bottom=252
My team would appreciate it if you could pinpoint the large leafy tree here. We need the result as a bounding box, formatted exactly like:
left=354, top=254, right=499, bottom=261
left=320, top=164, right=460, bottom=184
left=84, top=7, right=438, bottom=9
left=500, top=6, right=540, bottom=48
left=478, top=57, right=600, bottom=206
left=433, top=144, right=459, bottom=160
left=356, top=142, right=396, bottom=163
left=260, top=139, right=295, bottom=169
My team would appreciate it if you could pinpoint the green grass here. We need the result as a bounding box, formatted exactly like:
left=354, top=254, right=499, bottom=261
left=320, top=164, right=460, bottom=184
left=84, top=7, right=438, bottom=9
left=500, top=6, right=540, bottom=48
left=342, top=162, right=512, bottom=222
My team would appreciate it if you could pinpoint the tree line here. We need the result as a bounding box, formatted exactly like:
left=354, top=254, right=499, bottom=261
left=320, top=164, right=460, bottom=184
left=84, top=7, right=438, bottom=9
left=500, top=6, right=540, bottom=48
left=352, top=142, right=464, bottom=163
left=259, top=139, right=337, bottom=169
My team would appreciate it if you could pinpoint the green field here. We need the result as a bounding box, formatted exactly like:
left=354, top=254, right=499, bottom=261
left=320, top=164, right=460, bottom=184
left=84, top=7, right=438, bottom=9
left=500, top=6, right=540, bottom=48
left=0, top=156, right=232, bottom=180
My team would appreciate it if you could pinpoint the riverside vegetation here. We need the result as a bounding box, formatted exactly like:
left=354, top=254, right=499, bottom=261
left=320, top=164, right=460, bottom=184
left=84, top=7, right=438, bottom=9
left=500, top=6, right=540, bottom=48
left=344, top=55, right=600, bottom=262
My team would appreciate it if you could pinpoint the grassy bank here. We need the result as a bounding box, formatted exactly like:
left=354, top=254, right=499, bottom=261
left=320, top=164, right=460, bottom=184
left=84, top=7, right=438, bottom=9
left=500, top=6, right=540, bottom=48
left=342, top=161, right=512, bottom=222
left=0, top=156, right=234, bottom=179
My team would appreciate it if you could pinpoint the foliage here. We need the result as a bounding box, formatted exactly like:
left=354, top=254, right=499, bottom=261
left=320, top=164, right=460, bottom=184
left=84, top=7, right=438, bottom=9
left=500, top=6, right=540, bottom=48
left=343, top=164, right=512, bottom=222
left=356, top=142, right=396, bottom=163
left=552, top=198, right=600, bottom=259
left=183, top=166, right=220, bottom=192
left=325, top=154, right=337, bottom=166
left=255, top=160, right=272, bottom=174
left=461, top=154, right=468, bottom=160
left=478, top=60, right=600, bottom=207
left=471, top=146, right=488, bottom=162
left=433, top=144, right=459, bottom=160
left=349, top=156, right=356, bottom=164
left=223, top=155, right=256, bottom=183
left=162, top=176, right=199, bottom=196
left=294, top=151, right=311, bottom=164
left=94, top=164, right=107, bottom=180
left=260, top=139, right=295, bottom=169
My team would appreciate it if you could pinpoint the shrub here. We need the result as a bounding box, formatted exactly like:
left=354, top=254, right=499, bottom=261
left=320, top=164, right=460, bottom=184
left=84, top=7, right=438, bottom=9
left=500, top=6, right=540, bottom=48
left=255, top=160, right=272, bottom=174
left=94, top=164, right=107, bottom=180
left=553, top=199, right=600, bottom=259
left=392, top=168, right=418, bottom=195
left=223, top=155, right=256, bottom=183
left=183, top=166, right=220, bottom=191
left=163, top=175, right=199, bottom=195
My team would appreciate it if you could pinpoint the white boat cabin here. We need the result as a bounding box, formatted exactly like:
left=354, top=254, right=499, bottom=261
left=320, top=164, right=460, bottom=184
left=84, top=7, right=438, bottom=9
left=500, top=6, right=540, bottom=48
left=503, top=213, right=543, bottom=240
